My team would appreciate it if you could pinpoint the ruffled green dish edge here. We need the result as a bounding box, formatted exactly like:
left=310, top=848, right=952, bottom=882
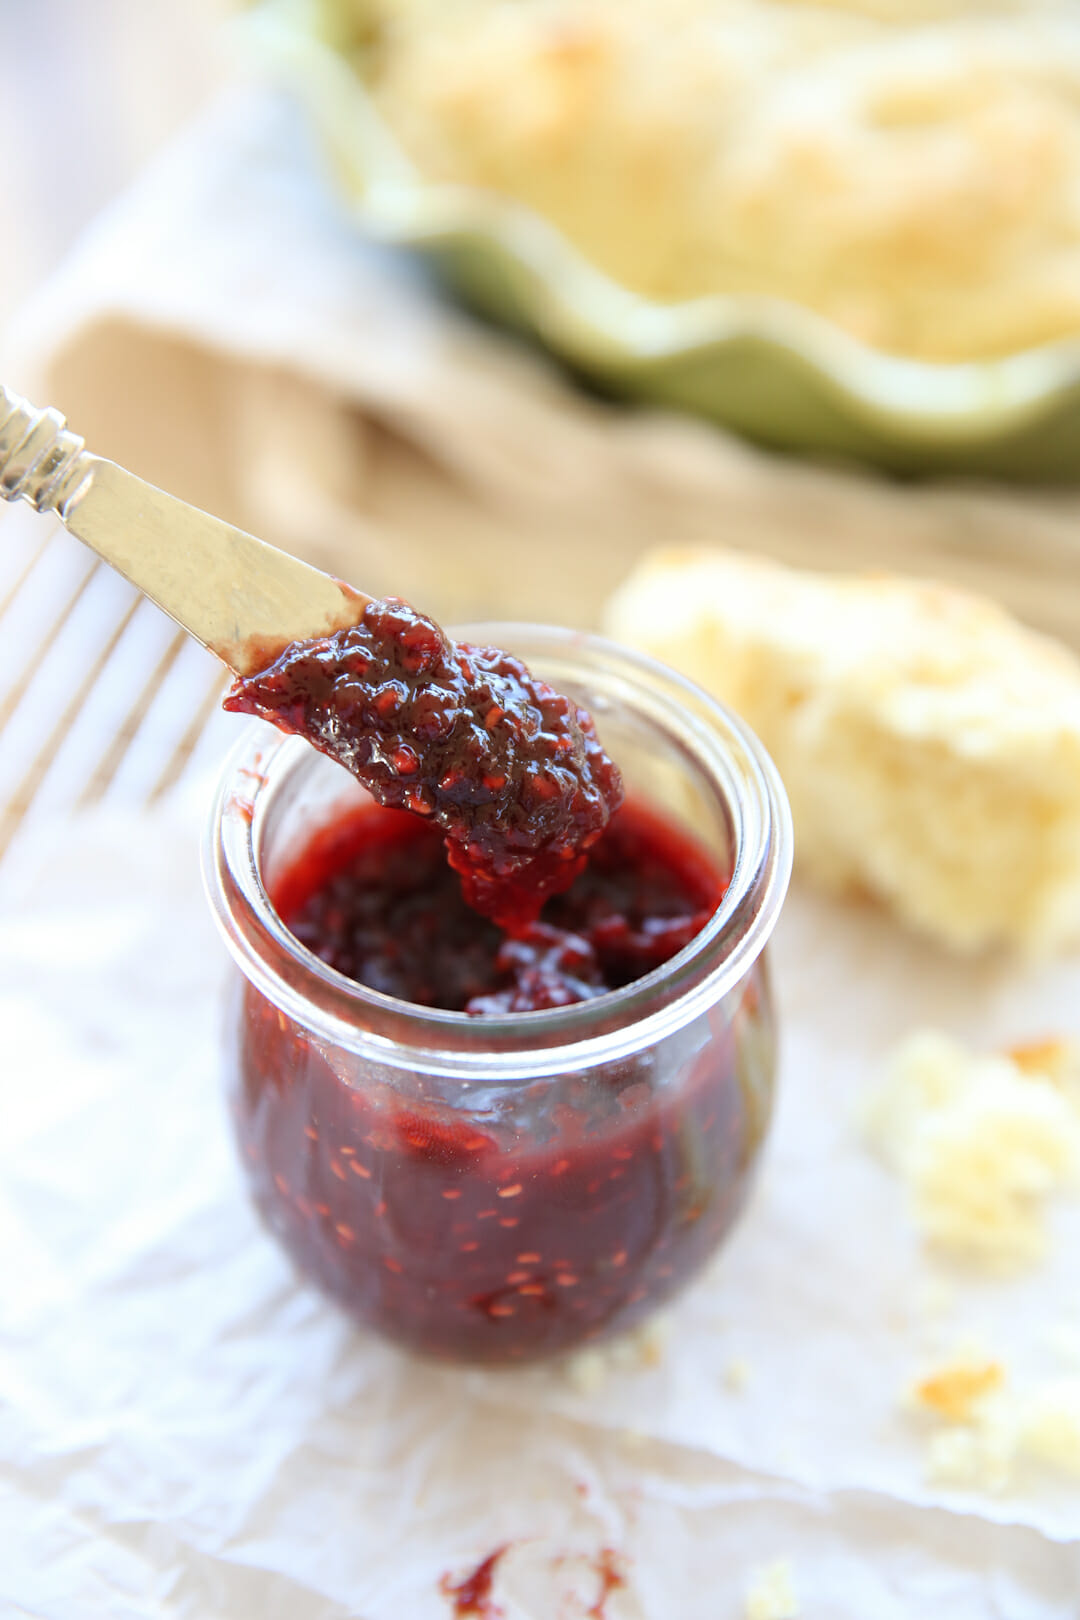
left=246, top=0, right=1080, bottom=480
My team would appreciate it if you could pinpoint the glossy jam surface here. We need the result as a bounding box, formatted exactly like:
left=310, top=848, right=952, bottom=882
left=278, top=800, right=720, bottom=1014
left=229, top=799, right=773, bottom=1363
left=224, top=599, right=623, bottom=927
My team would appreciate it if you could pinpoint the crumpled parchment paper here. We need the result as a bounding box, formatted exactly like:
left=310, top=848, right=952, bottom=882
left=2, top=787, right=1078, bottom=1618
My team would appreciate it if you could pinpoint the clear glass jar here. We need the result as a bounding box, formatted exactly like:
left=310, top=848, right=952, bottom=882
left=204, top=626, right=792, bottom=1365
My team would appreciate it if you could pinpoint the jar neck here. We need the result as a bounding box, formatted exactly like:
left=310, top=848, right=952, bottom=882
left=204, top=627, right=792, bottom=1080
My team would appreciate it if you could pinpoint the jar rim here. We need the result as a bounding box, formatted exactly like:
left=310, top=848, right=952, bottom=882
left=203, top=624, right=792, bottom=1079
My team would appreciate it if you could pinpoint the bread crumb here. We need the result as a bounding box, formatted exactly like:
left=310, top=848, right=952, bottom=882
left=915, top=1358, right=1004, bottom=1422
left=863, top=1030, right=1080, bottom=1269
left=606, top=548, right=1080, bottom=954
left=564, top=1316, right=670, bottom=1392
left=911, top=1354, right=1080, bottom=1490
left=725, top=1357, right=751, bottom=1392
left=565, top=1348, right=609, bottom=1395
left=1007, top=1037, right=1080, bottom=1086
left=611, top=1315, right=670, bottom=1370
left=913, top=1350, right=1017, bottom=1491
left=744, top=1558, right=799, bottom=1620
left=1019, top=1380, right=1080, bottom=1476
left=926, top=1420, right=1015, bottom=1494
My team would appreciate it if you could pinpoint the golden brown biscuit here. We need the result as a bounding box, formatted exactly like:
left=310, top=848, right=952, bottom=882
left=335, top=0, right=1080, bottom=360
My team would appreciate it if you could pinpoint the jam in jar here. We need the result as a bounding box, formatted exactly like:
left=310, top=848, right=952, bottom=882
left=206, top=627, right=791, bottom=1364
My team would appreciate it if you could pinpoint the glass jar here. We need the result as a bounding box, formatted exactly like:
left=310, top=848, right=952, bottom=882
left=204, top=626, right=792, bottom=1365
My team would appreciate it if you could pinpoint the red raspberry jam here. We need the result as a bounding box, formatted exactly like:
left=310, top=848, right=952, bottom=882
left=223, top=598, right=623, bottom=928
left=229, top=797, right=771, bottom=1363
left=276, top=798, right=719, bottom=1013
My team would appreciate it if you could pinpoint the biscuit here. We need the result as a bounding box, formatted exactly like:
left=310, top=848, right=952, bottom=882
left=343, top=0, right=1080, bottom=360
left=606, top=547, right=1080, bottom=952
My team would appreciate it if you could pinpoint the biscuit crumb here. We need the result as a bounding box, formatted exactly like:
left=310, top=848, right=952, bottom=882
left=913, top=1350, right=1016, bottom=1491
left=745, top=1558, right=799, bottom=1620
left=1007, top=1037, right=1080, bottom=1083
left=864, top=1030, right=1080, bottom=1269
left=911, top=1354, right=1080, bottom=1490
left=565, top=1349, right=608, bottom=1395
left=1021, top=1381, right=1080, bottom=1475
left=564, top=1316, right=670, bottom=1392
left=914, top=1357, right=1004, bottom=1423
left=725, top=1357, right=751, bottom=1392
left=611, top=1315, right=670, bottom=1370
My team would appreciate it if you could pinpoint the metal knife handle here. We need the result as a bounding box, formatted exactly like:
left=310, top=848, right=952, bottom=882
left=0, top=385, right=91, bottom=513
left=0, top=384, right=368, bottom=676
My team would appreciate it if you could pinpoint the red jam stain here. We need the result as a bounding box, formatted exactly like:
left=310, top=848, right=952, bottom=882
left=224, top=597, right=623, bottom=927
left=229, top=764, right=270, bottom=826
left=587, top=1548, right=627, bottom=1618
left=229, top=796, right=771, bottom=1363
left=439, top=1547, right=509, bottom=1618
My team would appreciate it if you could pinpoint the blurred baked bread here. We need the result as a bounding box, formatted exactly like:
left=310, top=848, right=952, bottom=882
left=605, top=548, right=1080, bottom=953
left=331, top=0, right=1080, bottom=361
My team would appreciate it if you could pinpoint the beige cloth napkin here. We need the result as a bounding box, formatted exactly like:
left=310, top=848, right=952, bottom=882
left=8, top=87, right=1080, bottom=648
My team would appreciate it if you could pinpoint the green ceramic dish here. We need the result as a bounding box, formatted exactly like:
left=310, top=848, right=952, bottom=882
left=249, top=0, right=1080, bottom=481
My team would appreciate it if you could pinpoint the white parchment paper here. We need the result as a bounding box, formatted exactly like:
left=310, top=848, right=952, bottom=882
left=2, top=792, right=1079, bottom=1618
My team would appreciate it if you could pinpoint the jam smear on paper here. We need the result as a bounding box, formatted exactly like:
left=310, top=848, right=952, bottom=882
left=439, top=1546, right=509, bottom=1618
